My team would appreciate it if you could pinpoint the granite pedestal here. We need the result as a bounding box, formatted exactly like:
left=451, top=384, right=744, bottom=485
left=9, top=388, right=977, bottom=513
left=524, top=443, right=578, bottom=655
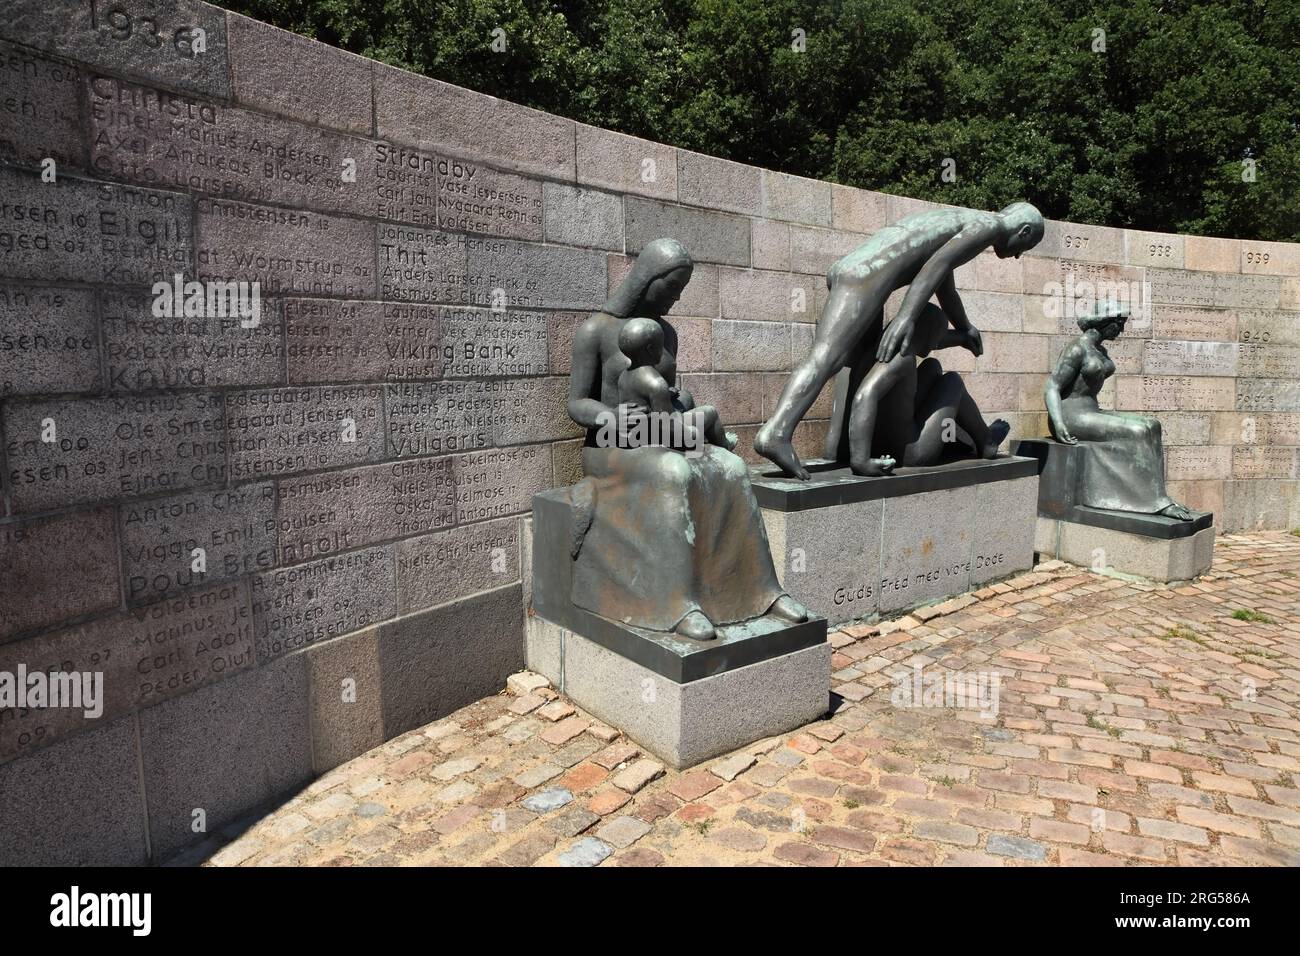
left=1016, top=439, right=1216, bottom=582
left=752, top=456, right=1040, bottom=625
left=527, top=490, right=830, bottom=769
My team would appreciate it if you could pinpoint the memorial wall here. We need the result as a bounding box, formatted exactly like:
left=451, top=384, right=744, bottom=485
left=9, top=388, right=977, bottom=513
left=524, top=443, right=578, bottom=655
left=1, top=0, right=1298, bottom=864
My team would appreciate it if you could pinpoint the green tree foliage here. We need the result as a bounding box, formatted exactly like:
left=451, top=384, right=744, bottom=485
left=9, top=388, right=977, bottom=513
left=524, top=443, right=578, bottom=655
left=226, top=0, right=1300, bottom=240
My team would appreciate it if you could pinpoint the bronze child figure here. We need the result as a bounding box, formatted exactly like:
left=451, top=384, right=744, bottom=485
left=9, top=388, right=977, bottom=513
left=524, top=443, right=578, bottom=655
left=613, top=317, right=736, bottom=452
left=845, top=303, right=1011, bottom=475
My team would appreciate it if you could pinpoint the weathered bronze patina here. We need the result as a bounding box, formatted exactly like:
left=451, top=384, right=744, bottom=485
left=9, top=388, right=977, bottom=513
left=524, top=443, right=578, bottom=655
left=756, top=204, right=1044, bottom=478
left=565, top=238, right=809, bottom=641
left=1044, top=303, right=1195, bottom=520
left=836, top=301, right=1010, bottom=475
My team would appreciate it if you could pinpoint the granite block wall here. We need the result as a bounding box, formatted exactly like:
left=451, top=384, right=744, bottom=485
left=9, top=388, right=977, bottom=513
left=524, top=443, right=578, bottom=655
left=1, top=0, right=1298, bottom=863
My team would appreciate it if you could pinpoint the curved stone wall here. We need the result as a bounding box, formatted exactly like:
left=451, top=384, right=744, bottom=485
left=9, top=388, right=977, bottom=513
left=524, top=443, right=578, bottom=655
left=1, top=0, right=1298, bottom=863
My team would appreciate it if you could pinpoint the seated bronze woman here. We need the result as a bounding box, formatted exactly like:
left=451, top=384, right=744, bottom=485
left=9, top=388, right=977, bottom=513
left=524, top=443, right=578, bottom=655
left=1044, top=304, right=1194, bottom=521
left=565, top=238, right=809, bottom=641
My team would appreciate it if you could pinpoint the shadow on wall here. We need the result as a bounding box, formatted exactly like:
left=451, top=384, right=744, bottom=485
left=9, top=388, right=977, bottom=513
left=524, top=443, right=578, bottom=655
left=0, top=585, right=522, bottom=866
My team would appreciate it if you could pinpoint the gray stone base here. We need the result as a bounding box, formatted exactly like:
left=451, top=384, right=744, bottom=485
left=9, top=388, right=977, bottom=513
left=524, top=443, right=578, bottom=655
left=1036, top=517, right=1216, bottom=583
left=1016, top=437, right=1214, bottom=539
left=526, top=616, right=830, bottom=769
left=757, top=462, right=1039, bottom=625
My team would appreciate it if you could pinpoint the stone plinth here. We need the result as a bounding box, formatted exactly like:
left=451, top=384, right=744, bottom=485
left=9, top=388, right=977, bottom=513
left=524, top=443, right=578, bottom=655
left=752, top=457, right=1040, bottom=625
left=527, top=490, right=830, bottom=769
left=1035, top=517, right=1216, bottom=583
left=1017, top=438, right=1216, bottom=582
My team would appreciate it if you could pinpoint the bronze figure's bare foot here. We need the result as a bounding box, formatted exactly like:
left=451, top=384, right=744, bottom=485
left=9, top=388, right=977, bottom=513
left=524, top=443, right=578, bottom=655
left=723, top=431, right=739, bottom=452
left=767, top=594, right=809, bottom=623
left=1159, top=502, right=1196, bottom=521
left=983, top=419, right=1011, bottom=459
left=850, top=454, right=896, bottom=477
left=755, top=423, right=809, bottom=480
left=675, top=610, right=717, bottom=641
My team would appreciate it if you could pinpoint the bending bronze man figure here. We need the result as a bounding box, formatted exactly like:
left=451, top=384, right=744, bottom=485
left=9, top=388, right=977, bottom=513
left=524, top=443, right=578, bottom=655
left=755, top=203, right=1044, bottom=479
left=1045, top=304, right=1195, bottom=521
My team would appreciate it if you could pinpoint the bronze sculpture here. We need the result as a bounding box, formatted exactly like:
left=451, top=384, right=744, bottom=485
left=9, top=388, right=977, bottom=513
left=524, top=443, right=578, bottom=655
left=614, top=317, right=736, bottom=452
left=755, top=203, right=1044, bottom=479
left=843, top=302, right=1010, bottom=475
left=566, top=238, right=809, bottom=641
left=1044, top=303, right=1195, bottom=520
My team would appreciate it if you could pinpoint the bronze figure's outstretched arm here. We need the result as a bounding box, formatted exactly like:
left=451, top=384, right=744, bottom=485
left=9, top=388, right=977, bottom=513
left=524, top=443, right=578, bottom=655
left=567, top=317, right=612, bottom=431
left=877, top=225, right=995, bottom=362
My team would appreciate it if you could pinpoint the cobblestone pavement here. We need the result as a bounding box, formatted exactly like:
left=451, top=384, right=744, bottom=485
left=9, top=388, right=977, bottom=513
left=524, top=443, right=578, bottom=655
left=176, top=532, right=1300, bottom=867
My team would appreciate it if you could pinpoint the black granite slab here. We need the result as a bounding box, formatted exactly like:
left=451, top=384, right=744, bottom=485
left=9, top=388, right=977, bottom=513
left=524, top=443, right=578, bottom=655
left=1015, top=438, right=1214, bottom=540
left=749, top=456, right=1038, bottom=512
left=1013, top=438, right=1081, bottom=520
left=1071, top=505, right=1213, bottom=538
left=531, top=489, right=827, bottom=684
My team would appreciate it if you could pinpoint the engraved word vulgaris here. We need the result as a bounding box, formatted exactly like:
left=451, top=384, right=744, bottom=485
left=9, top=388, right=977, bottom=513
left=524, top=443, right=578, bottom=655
left=0, top=665, right=103, bottom=718
left=890, top=662, right=1001, bottom=718
left=152, top=273, right=262, bottom=328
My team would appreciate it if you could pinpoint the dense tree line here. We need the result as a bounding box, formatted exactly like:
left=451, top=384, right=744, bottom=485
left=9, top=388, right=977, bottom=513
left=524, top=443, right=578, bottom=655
left=226, top=0, right=1300, bottom=241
